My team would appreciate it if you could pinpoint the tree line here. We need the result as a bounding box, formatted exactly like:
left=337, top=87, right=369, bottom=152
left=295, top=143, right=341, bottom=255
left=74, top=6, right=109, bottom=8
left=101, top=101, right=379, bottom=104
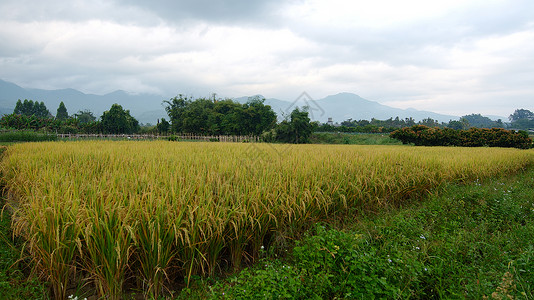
left=2, top=97, right=532, bottom=144
left=163, top=95, right=315, bottom=143
left=317, top=110, right=532, bottom=133
left=1, top=96, right=317, bottom=143
left=163, top=95, right=276, bottom=136
left=3, top=100, right=138, bottom=134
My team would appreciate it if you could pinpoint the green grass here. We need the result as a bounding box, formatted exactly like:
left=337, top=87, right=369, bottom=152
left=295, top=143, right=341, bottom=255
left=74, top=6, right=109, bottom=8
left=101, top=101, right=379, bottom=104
left=204, top=166, right=534, bottom=299
left=310, top=132, right=402, bottom=145
left=0, top=197, right=47, bottom=299
left=0, top=131, right=57, bottom=142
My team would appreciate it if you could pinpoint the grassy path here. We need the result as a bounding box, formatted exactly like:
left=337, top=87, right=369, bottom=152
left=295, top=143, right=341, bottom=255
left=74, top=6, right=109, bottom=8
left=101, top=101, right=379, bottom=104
left=0, top=198, right=46, bottom=299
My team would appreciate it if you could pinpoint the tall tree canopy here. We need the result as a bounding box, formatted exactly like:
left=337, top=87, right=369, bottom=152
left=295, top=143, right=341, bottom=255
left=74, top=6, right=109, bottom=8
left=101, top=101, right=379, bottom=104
left=509, top=109, right=534, bottom=122
left=460, top=114, right=503, bottom=129
left=164, top=95, right=276, bottom=135
left=509, top=109, right=534, bottom=130
left=74, top=109, right=97, bottom=124
left=14, top=99, right=51, bottom=118
left=56, top=101, right=69, bottom=120
left=101, top=103, right=139, bottom=134
left=274, top=107, right=315, bottom=144
left=156, top=118, right=170, bottom=134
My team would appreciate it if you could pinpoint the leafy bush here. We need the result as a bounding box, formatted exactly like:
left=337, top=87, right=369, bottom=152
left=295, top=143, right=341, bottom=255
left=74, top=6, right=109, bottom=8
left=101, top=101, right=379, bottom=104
left=390, top=125, right=532, bottom=149
left=292, top=225, right=422, bottom=298
left=214, top=225, right=424, bottom=299
left=211, top=260, right=305, bottom=299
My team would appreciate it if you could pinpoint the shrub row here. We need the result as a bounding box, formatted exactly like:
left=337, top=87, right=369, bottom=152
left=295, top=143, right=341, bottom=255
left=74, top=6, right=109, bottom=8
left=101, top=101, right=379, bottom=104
left=390, top=125, right=532, bottom=149
left=0, top=131, right=58, bottom=142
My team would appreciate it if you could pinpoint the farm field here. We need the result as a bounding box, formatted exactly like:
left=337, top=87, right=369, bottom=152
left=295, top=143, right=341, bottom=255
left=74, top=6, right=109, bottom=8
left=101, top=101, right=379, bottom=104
left=1, top=141, right=534, bottom=299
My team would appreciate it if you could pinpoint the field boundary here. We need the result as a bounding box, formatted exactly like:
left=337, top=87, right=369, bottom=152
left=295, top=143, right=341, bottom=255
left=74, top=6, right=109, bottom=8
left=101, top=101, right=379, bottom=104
left=56, top=133, right=260, bottom=142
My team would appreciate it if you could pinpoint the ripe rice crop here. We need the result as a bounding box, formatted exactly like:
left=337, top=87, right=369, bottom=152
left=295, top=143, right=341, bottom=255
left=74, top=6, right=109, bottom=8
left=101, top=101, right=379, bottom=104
left=1, top=141, right=533, bottom=299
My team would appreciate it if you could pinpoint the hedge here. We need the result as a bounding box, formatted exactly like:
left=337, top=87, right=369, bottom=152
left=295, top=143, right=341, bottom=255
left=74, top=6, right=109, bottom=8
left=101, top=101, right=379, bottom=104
left=390, top=125, right=532, bottom=149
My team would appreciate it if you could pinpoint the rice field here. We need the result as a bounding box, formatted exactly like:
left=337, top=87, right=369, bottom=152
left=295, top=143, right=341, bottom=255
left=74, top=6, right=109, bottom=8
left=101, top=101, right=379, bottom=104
left=1, top=141, right=533, bottom=299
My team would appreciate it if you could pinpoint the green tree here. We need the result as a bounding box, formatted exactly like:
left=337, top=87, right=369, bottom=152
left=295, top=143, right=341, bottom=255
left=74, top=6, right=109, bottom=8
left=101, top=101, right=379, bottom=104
left=509, top=109, right=534, bottom=130
left=275, top=107, right=314, bottom=144
left=156, top=118, right=170, bottom=134
left=15, top=99, right=33, bottom=116
left=447, top=120, right=464, bottom=130
left=14, top=99, right=23, bottom=115
left=461, top=113, right=502, bottom=128
left=447, top=117, right=469, bottom=130
left=164, top=94, right=277, bottom=136
left=509, top=109, right=534, bottom=122
left=101, top=103, right=139, bottom=134
left=37, top=102, right=49, bottom=118
left=180, top=98, right=214, bottom=134
left=242, top=96, right=277, bottom=135
left=211, top=99, right=243, bottom=135
left=164, top=94, right=193, bottom=133
left=418, top=117, right=440, bottom=127
left=74, top=110, right=97, bottom=124
left=21, top=99, right=32, bottom=115
left=511, top=118, right=534, bottom=130
left=56, top=101, right=69, bottom=120
left=14, top=99, right=50, bottom=117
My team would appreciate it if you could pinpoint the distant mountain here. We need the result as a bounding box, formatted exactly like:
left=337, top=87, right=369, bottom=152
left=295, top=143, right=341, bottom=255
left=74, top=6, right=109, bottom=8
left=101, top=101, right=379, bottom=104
left=317, top=93, right=459, bottom=123
left=0, top=79, right=167, bottom=124
left=1, top=79, right=460, bottom=124
left=0, top=80, right=33, bottom=116
left=236, top=92, right=458, bottom=123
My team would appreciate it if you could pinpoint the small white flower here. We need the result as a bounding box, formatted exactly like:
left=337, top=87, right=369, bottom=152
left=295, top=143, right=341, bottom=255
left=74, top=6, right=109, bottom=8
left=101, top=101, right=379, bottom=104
left=420, top=234, right=426, bottom=240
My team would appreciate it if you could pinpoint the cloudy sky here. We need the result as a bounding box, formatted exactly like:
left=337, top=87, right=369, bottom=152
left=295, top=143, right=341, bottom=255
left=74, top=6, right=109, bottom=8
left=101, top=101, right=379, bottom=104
left=1, top=0, right=533, bottom=116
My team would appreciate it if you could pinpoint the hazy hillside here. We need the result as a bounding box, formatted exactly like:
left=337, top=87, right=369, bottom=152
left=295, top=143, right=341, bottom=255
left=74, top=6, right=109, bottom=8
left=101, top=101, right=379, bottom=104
left=0, top=80, right=167, bottom=124
left=236, top=93, right=459, bottom=123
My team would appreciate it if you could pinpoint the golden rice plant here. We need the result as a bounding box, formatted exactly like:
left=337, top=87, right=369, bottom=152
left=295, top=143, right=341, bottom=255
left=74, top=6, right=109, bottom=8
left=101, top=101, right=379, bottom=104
left=1, top=141, right=533, bottom=299
left=134, top=202, right=178, bottom=299
left=82, top=206, right=133, bottom=300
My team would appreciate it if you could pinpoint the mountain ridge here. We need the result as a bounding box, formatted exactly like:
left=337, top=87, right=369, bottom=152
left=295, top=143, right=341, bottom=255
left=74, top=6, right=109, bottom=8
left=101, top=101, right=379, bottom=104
left=237, top=92, right=460, bottom=123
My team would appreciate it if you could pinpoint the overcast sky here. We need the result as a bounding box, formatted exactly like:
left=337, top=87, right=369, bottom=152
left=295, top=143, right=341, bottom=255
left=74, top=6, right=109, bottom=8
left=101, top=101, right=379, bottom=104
left=1, top=0, right=533, bottom=117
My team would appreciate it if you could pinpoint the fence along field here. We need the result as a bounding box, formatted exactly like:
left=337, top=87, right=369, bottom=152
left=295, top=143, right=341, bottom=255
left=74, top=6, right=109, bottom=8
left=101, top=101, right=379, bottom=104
left=2, top=141, right=533, bottom=299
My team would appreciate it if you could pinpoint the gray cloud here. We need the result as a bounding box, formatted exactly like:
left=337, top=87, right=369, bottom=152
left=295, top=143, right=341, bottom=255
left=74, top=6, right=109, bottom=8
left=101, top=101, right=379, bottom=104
left=0, top=0, right=533, bottom=117
left=287, top=1, right=534, bottom=66
left=113, top=0, right=299, bottom=26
